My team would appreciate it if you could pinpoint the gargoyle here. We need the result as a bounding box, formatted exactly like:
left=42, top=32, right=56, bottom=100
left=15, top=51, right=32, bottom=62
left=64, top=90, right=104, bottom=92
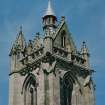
left=83, top=75, right=91, bottom=89
left=41, top=61, right=57, bottom=75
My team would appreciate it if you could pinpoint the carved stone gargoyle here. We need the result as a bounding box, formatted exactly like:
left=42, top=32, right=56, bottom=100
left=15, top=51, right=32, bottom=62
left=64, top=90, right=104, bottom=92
left=83, top=75, right=91, bottom=88
left=41, top=61, right=57, bottom=75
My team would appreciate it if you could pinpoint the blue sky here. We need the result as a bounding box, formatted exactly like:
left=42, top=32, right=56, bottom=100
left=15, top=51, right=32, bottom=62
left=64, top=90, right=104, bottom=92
left=0, top=0, right=105, bottom=105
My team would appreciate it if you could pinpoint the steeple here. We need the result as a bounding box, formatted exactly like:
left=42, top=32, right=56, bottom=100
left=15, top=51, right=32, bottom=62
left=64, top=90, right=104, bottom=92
left=43, top=0, right=57, bottom=35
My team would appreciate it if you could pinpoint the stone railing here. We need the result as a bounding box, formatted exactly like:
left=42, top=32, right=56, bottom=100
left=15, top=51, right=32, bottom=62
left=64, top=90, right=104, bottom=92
left=53, top=46, right=68, bottom=58
left=20, top=47, right=44, bottom=65
left=53, top=46, right=85, bottom=66
left=71, top=53, right=85, bottom=66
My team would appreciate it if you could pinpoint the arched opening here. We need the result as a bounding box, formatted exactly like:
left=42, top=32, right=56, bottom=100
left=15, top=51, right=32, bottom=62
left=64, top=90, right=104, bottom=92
left=60, top=71, right=76, bottom=105
left=22, top=73, right=37, bottom=105
left=60, top=71, right=83, bottom=105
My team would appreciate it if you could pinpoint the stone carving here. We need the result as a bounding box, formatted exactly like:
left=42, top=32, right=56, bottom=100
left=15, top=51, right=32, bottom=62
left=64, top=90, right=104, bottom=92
left=83, top=75, right=91, bottom=87
left=41, top=60, right=57, bottom=75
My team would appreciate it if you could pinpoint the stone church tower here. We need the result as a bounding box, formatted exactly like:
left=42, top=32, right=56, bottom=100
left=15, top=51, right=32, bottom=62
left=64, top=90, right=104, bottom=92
left=9, top=0, right=95, bottom=105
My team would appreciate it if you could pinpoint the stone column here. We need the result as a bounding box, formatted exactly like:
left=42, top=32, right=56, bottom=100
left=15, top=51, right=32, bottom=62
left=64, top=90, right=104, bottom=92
left=36, top=68, right=45, bottom=105
left=47, top=69, right=60, bottom=105
left=9, top=73, right=24, bottom=105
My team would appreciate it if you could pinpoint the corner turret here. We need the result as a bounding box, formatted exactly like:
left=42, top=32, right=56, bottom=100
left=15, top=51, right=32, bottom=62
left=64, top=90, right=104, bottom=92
left=43, top=0, right=57, bottom=35
left=9, top=26, right=26, bottom=73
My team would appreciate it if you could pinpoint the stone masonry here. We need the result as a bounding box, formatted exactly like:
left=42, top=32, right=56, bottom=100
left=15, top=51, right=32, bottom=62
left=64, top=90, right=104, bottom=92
left=9, top=1, right=95, bottom=105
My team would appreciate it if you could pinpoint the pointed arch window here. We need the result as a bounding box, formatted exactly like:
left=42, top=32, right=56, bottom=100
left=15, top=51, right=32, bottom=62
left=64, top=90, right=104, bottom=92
left=60, top=71, right=82, bottom=105
left=60, top=72, right=76, bottom=105
left=61, top=31, right=66, bottom=48
left=22, top=73, right=37, bottom=105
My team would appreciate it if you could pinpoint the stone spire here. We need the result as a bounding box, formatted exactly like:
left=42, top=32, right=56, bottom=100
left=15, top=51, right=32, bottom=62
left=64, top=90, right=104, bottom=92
left=9, top=26, right=26, bottom=56
left=15, top=26, right=26, bottom=50
left=44, top=0, right=55, bottom=17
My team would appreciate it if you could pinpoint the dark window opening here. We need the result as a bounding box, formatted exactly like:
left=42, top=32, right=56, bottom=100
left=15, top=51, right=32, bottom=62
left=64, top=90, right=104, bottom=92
left=61, top=31, right=66, bottom=48
left=60, top=77, right=73, bottom=105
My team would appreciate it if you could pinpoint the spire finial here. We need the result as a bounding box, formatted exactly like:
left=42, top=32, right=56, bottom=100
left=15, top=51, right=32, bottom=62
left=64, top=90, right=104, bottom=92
left=19, top=25, right=23, bottom=34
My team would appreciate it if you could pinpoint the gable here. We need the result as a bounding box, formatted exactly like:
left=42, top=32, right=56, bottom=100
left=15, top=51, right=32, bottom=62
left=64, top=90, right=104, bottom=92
left=53, top=21, right=77, bottom=53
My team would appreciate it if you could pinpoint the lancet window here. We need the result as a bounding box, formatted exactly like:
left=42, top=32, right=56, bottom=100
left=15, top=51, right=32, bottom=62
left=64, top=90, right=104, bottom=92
left=60, top=71, right=76, bottom=105
left=61, top=31, right=66, bottom=48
